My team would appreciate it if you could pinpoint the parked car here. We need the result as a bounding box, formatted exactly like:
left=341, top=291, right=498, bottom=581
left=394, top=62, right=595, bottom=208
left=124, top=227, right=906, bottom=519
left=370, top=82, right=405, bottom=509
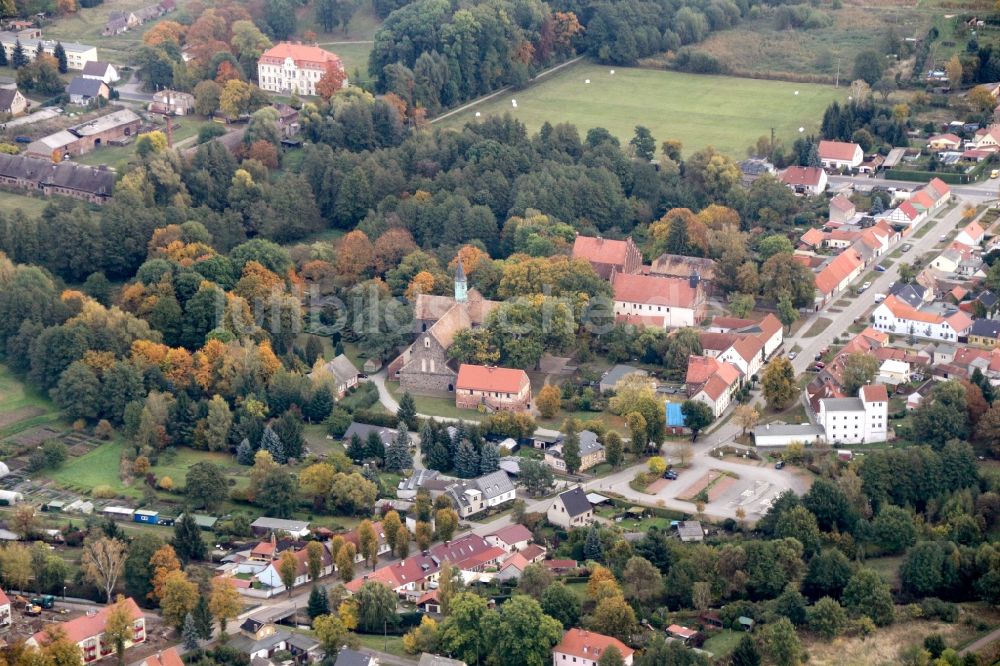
left=859, top=281, right=871, bottom=293
left=874, top=264, right=886, bottom=272
left=901, top=243, right=913, bottom=252
left=775, top=460, right=786, bottom=470
left=940, top=234, right=948, bottom=241
left=788, top=351, right=797, bottom=360
left=813, top=361, right=825, bottom=370
left=663, top=470, right=678, bottom=480
left=14, top=136, right=31, bottom=143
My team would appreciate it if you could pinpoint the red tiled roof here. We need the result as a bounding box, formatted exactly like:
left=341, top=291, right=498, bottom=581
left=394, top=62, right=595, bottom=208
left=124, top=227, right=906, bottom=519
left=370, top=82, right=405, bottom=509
left=829, top=194, right=855, bottom=212
left=555, top=629, right=635, bottom=661
left=910, top=190, right=935, bottom=210
left=686, top=356, right=721, bottom=385
left=929, top=133, right=962, bottom=145
left=456, top=364, right=529, bottom=394
left=519, top=543, right=546, bottom=562
left=860, top=384, right=889, bottom=403
left=0, top=589, right=9, bottom=606
left=899, top=202, right=921, bottom=221
left=571, top=236, right=630, bottom=266
left=143, top=647, right=184, bottom=666
left=879, top=295, right=943, bottom=324
left=612, top=272, right=701, bottom=308
left=456, top=546, right=506, bottom=570
left=781, top=166, right=824, bottom=187
left=34, top=598, right=143, bottom=646
left=698, top=331, right=739, bottom=352
left=487, top=523, right=532, bottom=545
left=499, top=552, right=530, bottom=572
left=962, top=221, right=985, bottom=242
left=259, top=42, right=343, bottom=70
left=818, top=140, right=862, bottom=162
left=414, top=590, right=439, bottom=606
left=816, top=249, right=862, bottom=296
left=800, top=228, right=827, bottom=247
left=667, top=624, right=698, bottom=640
left=926, top=177, right=951, bottom=199
left=709, top=317, right=755, bottom=330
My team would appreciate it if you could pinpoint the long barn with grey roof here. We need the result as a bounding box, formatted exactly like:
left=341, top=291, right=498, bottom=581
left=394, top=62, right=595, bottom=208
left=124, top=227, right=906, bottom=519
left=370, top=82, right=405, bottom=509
left=0, top=153, right=115, bottom=204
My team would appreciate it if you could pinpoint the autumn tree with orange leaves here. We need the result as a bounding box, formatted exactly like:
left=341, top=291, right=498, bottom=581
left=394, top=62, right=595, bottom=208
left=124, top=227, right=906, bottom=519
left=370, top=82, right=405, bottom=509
left=316, top=62, right=347, bottom=99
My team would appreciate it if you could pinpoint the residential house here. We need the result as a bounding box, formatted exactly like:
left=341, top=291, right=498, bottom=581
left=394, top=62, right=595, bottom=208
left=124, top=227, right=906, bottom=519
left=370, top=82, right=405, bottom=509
left=552, top=629, right=635, bottom=666
left=685, top=354, right=742, bottom=418
left=891, top=283, right=930, bottom=308
left=570, top=235, right=642, bottom=280
left=956, top=220, right=986, bottom=247
left=0, top=87, right=27, bottom=115
left=928, top=133, right=963, bottom=150
left=780, top=166, right=827, bottom=194
left=547, top=487, right=594, bottom=529
left=716, top=334, right=766, bottom=379
left=737, top=158, right=775, bottom=187
left=345, top=552, right=440, bottom=599
left=885, top=201, right=925, bottom=228
left=388, top=262, right=499, bottom=395
left=598, top=364, right=647, bottom=393
left=815, top=249, right=864, bottom=309
left=970, top=318, right=1000, bottom=347
left=257, top=42, right=346, bottom=97
left=310, top=354, right=360, bottom=398
left=707, top=314, right=784, bottom=358
left=230, top=619, right=292, bottom=662
left=610, top=271, right=706, bottom=328
left=27, top=597, right=145, bottom=663
left=545, top=430, right=606, bottom=472
left=80, top=61, right=119, bottom=84
left=485, top=524, right=533, bottom=553
left=341, top=521, right=392, bottom=562
left=149, top=89, right=195, bottom=116
left=878, top=359, right=911, bottom=385
left=66, top=77, right=109, bottom=105
left=443, top=470, right=517, bottom=518
left=818, top=140, right=864, bottom=169
left=139, top=647, right=183, bottom=666
left=0, top=589, right=9, bottom=626
left=342, top=422, right=397, bottom=448
left=333, top=649, right=377, bottom=666
left=872, top=295, right=973, bottom=341
left=255, top=541, right=333, bottom=591
left=250, top=517, right=310, bottom=538
left=829, top=194, right=856, bottom=224
left=454, top=364, right=532, bottom=413
left=0, top=33, right=97, bottom=70
left=430, top=535, right=506, bottom=575
left=975, top=126, right=1000, bottom=150
left=816, top=384, right=889, bottom=445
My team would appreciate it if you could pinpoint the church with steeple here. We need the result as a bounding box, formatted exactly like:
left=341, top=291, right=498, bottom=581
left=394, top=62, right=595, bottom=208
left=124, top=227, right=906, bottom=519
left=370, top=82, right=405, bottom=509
left=386, top=258, right=500, bottom=395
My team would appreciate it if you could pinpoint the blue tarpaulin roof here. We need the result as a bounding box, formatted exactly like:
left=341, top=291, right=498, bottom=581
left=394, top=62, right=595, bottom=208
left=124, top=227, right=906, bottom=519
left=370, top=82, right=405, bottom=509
left=665, top=401, right=686, bottom=427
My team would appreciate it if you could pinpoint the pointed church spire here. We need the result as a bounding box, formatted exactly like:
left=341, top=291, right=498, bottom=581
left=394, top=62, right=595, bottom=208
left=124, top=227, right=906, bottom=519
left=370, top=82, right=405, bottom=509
left=455, top=256, right=468, bottom=303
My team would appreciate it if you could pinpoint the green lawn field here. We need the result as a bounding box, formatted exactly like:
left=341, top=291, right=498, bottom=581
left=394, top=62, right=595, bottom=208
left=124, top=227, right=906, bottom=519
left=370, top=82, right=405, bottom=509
left=0, top=190, right=51, bottom=219
left=442, top=63, right=847, bottom=157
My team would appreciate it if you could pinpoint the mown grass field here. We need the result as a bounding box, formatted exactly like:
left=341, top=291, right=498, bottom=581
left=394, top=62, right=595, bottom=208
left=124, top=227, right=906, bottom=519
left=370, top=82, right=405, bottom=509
left=0, top=190, right=51, bottom=219
left=0, top=364, right=62, bottom=437
left=442, top=63, right=846, bottom=157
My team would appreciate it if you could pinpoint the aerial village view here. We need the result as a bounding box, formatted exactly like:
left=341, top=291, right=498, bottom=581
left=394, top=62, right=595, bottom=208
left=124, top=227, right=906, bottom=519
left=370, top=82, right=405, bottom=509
left=5, top=0, right=1000, bottom=664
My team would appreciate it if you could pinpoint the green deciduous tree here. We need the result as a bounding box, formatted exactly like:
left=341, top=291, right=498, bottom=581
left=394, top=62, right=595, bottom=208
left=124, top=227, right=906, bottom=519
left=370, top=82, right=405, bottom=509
left=842, top=568, right=894, bottom=626
left=762, top=357, right=797, bottom=410
left=483, top=596, right=562, bottom=666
